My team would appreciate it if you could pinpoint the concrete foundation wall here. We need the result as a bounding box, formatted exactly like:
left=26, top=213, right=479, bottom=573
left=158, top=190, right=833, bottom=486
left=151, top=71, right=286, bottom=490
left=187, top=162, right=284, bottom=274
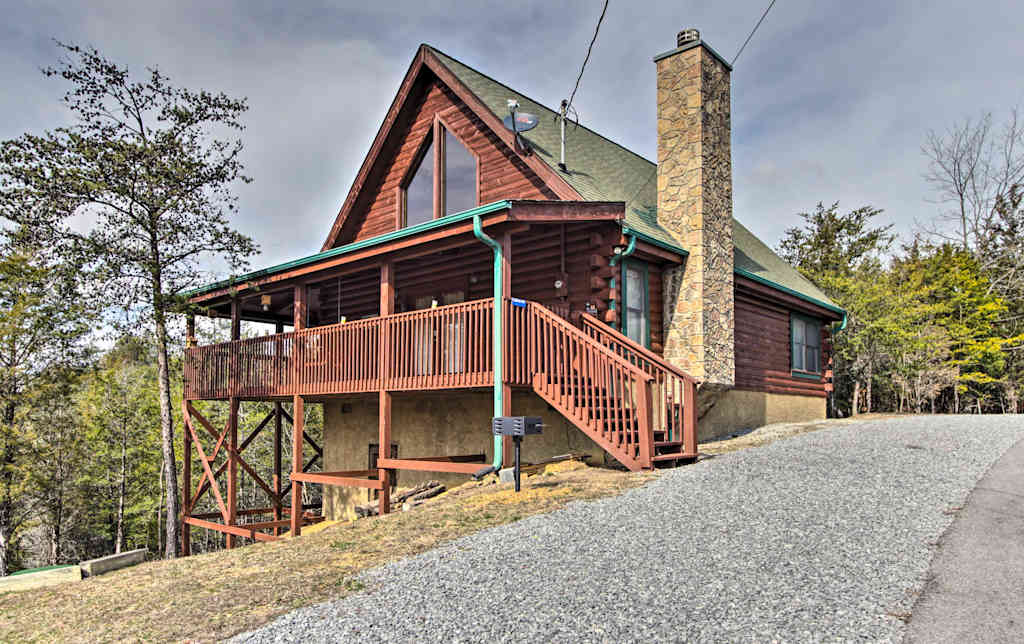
left=322, top=391, right=606, bottom=520
left=698, top=389, right=826, bottom=442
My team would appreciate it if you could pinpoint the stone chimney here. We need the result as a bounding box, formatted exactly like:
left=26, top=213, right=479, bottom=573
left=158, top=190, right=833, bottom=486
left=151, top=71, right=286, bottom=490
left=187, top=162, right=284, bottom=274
left=655, top=29, right=735, bottom=386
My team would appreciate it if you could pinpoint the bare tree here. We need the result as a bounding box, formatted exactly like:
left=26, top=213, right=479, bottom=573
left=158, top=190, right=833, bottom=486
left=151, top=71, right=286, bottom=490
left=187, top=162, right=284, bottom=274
left=923, top=108, right=1024, bottom=253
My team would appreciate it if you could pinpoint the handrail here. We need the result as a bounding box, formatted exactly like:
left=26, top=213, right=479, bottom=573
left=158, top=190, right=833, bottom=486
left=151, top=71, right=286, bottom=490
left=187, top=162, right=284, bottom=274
left=532, top=304, right=654, bottom=383
left=579, top=312, right=698, bottom=384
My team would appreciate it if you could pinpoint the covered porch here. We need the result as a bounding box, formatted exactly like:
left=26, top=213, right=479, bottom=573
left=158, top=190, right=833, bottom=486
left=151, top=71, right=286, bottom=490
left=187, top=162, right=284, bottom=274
left=179, top=200, right=690, bottom=550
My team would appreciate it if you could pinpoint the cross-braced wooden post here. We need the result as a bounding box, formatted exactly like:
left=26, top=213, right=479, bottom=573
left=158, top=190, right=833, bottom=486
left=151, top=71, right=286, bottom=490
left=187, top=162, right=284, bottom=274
left=227, top=397, right=240, bottom=548
left=290, top=395, right=304, bottom=536
left=273, top=401, right=283, bottom=536
left=181, top=413, right=192, bottom=556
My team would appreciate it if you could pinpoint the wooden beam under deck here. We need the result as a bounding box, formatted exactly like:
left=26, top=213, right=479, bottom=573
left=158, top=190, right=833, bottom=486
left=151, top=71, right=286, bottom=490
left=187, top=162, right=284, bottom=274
left=377, top=457, right=487, bottom=475
left=291, top=470, right=385, bottom=490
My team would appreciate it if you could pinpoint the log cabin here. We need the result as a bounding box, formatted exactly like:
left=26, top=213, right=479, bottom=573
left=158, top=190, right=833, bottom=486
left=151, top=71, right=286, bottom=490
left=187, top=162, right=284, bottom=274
left=179, top=29, right=845, bottom=549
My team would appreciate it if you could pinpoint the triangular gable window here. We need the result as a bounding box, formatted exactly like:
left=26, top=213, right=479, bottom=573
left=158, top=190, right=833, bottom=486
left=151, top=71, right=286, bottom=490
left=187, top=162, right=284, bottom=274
left=400, top=119, right=478, bottom=227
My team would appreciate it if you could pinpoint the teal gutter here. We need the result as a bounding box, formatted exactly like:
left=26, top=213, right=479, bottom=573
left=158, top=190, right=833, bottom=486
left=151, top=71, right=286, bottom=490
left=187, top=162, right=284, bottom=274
left=734, top=267, right=846, bottom=318
left=183, top=200, right=512, bottom=298
left=620, top=224, right=689, bottom=258
left=609, top=235, right=637, bottom=331
left=472, top=215, right=504, bottom=471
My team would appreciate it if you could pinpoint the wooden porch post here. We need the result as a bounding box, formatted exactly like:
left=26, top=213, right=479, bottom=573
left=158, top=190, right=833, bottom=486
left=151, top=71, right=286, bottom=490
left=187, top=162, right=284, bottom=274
left=273, top=320, right=283, bottom=536
left=273, top=401, right=283, bottom=536
left=181, top=410, right=192, bottom=556
left=290, top=286, right=306, bottom=536
left=378, top=261, right=394, bottom=515
left=500, top=232, right=514, bottom=468
left=226, top=397, right=239, bottom=548
left=226, top=299, right=241, bottom=549
left=290, top=395, right=304, bottom=536
left=683, top=379, right=698, bottom=456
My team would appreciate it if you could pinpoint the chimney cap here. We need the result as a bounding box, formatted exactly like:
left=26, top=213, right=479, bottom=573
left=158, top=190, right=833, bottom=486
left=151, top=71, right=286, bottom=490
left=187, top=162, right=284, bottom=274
left=677, top=28, right=700, bottom=47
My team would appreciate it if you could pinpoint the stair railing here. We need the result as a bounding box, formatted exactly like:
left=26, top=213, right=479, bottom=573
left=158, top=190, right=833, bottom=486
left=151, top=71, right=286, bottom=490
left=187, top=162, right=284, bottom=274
left=507, top=300, right=656, bottom=470
left=579, top=313, right=698, bottom=457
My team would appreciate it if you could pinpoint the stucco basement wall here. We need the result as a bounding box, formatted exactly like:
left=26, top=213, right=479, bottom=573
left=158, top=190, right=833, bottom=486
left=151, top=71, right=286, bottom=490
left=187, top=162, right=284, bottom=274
left=322, top=391, right=606, bottom=520
left=698, top=389, right=826, bottom=442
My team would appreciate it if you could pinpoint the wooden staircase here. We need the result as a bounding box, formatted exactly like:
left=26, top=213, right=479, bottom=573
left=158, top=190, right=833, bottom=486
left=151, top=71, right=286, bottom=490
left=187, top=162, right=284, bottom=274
left=507, top=301, right=699, bottom=471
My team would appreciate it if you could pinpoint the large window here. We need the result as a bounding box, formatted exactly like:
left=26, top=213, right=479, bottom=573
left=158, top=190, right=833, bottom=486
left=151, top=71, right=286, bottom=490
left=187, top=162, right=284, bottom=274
left=401, top=120, right=477, bottom=227
left=791, top=314, right=822, bottom=374
left=622, top=261, right=649, bottom=347
left=404, top=137, right=434, bottom=227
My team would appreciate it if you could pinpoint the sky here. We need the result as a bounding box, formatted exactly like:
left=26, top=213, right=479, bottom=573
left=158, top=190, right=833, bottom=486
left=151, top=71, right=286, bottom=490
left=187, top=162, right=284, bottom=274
left=2, top=0, right=1023, bottom=278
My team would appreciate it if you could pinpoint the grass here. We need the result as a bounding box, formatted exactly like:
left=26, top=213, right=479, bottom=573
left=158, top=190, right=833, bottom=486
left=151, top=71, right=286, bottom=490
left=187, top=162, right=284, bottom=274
left=0, top=464, right=651, bottom=643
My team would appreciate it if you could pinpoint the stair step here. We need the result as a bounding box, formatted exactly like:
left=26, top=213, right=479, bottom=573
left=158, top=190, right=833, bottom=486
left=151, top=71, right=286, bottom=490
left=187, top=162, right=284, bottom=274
left=654, top=440, right=682, bottom=448
left=651, top=452, right=699, bottom=462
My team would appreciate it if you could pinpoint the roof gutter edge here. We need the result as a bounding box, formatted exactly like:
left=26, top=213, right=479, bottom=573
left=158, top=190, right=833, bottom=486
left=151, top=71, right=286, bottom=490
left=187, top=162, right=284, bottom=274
left=620, top=224, right=689, bottom=258
left=183, top=200, right=513, bottom=299
left=734, top=267, right=846, bottom=318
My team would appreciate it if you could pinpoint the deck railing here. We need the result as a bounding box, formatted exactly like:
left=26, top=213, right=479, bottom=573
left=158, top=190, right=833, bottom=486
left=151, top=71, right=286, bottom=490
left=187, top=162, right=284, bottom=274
left=183, top=297, right=685, bottom=470
left=185, top=300, right=495, bottom=399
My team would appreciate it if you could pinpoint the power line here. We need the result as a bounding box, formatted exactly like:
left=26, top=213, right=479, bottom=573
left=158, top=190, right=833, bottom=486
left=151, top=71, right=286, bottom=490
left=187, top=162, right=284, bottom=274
left=566, top=0, right=609, bottom=113
left=731, top=0, right=777, bottom=67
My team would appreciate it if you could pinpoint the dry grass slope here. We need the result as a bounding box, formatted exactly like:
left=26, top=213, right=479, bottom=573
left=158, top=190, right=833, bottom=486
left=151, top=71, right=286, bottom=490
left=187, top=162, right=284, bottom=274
left=0, top=466, right=651, bottom=643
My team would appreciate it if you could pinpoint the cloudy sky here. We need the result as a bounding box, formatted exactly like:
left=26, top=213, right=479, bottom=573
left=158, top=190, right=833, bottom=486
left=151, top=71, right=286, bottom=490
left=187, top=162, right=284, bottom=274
left=3, top=0, right=1022, bottom=276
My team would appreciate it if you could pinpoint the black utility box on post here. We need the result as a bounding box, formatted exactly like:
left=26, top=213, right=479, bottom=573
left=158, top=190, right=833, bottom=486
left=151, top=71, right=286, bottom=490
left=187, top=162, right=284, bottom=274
left=492, top=416, right=544, bottom=492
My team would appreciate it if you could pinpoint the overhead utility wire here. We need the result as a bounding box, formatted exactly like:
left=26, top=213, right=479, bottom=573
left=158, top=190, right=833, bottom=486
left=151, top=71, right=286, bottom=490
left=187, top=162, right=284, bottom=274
left=731, top=0, right=777, bottom=66
left=566, top=0, right=609, bottom=113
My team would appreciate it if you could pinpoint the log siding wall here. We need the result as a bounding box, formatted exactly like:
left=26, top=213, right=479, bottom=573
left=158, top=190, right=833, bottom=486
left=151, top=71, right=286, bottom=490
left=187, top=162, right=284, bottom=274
left=733, top=281, right=829, bottom=398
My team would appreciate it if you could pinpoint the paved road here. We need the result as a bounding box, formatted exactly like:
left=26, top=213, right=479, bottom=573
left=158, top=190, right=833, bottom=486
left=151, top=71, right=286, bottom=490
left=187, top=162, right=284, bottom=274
left=234, top=416, right=1024, bottom=643
left=906, top=427, right=1024, bottom=643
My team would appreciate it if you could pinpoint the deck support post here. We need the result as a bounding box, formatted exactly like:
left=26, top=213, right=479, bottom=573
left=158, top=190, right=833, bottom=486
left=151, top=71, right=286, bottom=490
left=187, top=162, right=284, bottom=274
left=683, top=379, right=698, bottom=456
left=273, top=401, right=283, bottom=536
left=378, top=261, right=394, bottom=515
left=181, top=410, right=192, bottom=556
left=290, top=394, right=304, bottom=536
left=226, top=397, right=239, bottom=548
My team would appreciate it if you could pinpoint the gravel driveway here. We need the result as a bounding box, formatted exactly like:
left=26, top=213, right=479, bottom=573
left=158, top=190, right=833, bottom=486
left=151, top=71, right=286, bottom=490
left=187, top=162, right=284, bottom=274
left=233, top=415, right=1024, bottom=643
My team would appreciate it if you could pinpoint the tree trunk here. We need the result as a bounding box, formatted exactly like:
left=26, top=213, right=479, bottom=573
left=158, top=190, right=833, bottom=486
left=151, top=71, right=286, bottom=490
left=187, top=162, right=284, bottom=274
left=115, top=419, right=127, bottom=554
left=1, top=400, right=17, bottom=576
left=151, top=278, right=180, bottom=559
left=866, top=362, right=873, bottom=414
left=852, top=380, right=861, bottom=416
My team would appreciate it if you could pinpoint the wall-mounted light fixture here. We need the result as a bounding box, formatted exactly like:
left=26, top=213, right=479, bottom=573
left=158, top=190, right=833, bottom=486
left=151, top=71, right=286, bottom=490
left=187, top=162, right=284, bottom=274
left=260, top=294, right=272, bottom=312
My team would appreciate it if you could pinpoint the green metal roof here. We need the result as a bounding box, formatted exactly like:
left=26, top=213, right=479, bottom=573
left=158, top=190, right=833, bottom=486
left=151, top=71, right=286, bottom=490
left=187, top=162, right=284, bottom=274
left=429, top=45, right=842, bottom=313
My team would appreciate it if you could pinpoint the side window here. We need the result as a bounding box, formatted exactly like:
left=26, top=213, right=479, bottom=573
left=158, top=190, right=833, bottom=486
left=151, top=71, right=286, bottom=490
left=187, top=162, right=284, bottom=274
left=623, top=261, right=649, bottom=347
left=791, top=314, right=822, bottom=374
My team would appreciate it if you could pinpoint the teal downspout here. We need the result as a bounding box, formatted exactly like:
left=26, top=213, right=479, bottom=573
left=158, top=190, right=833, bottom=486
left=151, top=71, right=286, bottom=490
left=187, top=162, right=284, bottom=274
left=609, top=235, right=637, bottom=331
left=473, top=215, right=504, bottom=470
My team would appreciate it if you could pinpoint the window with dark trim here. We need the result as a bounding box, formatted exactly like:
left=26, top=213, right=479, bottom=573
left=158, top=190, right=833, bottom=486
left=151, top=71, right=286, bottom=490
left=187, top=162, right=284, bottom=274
left=622, top=260, right=650, bottom=348
left=400, top=120, right=478, bottom=227
left=791, top=314, right=822, bottom=375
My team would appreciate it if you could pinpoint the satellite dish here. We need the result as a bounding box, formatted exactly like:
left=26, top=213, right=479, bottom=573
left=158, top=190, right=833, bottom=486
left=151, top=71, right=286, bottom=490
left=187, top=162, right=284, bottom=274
left=503, top=112, right=539, bottom=133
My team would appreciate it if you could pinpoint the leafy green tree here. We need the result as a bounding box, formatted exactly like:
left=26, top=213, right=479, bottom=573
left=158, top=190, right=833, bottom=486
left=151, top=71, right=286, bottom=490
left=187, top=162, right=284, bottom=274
left=777, top=202, right=895, bottom=415
left=0, top=233, right=89, bottom=574
left=77, top=337, right=163, bottom=555
left=0, top=43, right=257, bottom=557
